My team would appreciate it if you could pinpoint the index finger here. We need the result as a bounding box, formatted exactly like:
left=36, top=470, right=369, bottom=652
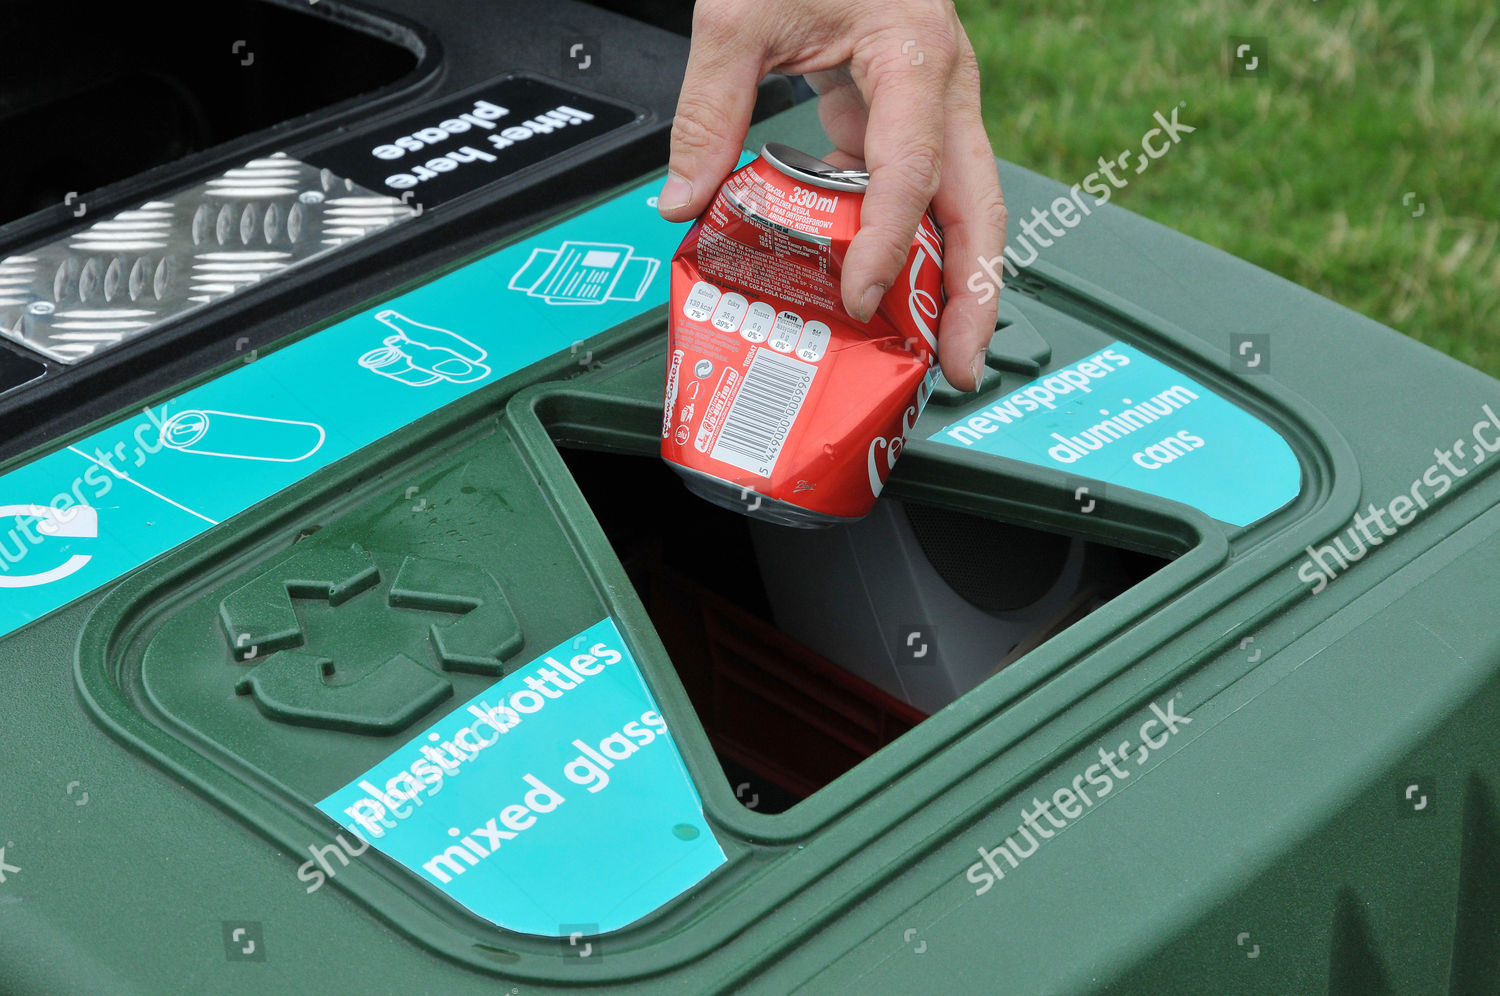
left=658, top=4, right=767, bottom=222
left=839, top=32, right=954, bottom=323
left=929, top=59, right=1006, bottom=390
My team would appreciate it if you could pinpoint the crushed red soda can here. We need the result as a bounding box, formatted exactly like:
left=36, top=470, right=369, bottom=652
left=662, top=143, right=944, bottom=527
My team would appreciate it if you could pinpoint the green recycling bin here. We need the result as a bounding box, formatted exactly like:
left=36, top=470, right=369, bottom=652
left=2, top=92, right=1498, bottom=995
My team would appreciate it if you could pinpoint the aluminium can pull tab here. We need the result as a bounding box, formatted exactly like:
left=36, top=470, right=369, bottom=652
left=759, top=143, right=870, bottom=191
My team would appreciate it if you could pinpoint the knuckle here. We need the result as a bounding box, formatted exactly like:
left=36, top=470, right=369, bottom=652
left=691, top=0, right=741, bottom=40
left=876, top=144, right=943, bottom=204
left=931, top=25, right=961, bottom=62
left=670, top=94, right=732, bottom=155
left=863, top=16, right=953, bottom=82
left=909, top=8, right=960, bottom=59
left=978, top=190, right=1009, bottom=236
left=953, top=42, right=982, bottom=91
left=858, top=223, right=923, bottom=276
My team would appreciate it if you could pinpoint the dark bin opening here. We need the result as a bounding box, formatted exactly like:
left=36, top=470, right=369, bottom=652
left=0, top=0, right=420, bottom=227
left=558, top=446, right=1168, bottom=814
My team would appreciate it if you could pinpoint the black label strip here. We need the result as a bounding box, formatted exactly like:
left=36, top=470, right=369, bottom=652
left=305, top=76, right=638, bottom=209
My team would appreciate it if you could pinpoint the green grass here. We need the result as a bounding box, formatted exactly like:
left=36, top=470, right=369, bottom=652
left=957, top=0, right=1500, bottom=376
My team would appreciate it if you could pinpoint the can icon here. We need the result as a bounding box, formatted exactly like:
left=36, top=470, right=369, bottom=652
left=663, top=143, right=943, bottom=526
left=159, top=409, right=326, bottom=463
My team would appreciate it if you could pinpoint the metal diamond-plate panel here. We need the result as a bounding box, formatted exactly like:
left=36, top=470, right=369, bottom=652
left=0, top=154, right=416, bottom=364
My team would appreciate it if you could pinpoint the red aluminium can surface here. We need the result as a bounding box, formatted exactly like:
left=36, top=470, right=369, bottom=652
left=663, top=143, right=944, bottom=527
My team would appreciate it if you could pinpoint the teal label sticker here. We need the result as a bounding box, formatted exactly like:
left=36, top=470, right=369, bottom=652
left=317, top=617, right=725, bottom=936
left=929, top=341, right=1301, bottom=526
left=0, top=152, right=755, bottom=640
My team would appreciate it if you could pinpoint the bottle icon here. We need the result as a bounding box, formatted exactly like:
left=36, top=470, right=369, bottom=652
left=358, top=310, right=491, bottom=386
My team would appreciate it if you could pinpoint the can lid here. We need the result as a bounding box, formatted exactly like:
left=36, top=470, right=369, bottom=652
left=760, top=143, right=870, bottom=192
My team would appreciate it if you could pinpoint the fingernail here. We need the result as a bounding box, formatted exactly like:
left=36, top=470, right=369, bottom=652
left=658, top=170, right=692, bottom=212
left=970, top=352, right=986, bottom=392
left=857, top=283, right=887, bottom=323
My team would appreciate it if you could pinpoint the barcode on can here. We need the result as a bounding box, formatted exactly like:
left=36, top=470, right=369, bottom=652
left=708, top=347, right=817, bottom=478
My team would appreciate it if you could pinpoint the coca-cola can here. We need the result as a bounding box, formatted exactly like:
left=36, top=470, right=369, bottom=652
left=662, top=143, right=944, bottom=527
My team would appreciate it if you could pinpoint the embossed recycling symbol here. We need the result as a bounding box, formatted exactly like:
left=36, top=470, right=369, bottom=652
left=220, top=543, right=522, bottom=734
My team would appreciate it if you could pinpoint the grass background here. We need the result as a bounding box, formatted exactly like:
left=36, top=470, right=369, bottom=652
left=955, top=0, right=1500, bottom=376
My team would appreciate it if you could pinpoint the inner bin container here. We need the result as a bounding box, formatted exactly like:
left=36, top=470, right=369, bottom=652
left=558, top=446, right=1168, bottom=814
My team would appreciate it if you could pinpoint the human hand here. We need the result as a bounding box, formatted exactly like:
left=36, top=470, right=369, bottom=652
left=657, top=0, right=1006, bottom=391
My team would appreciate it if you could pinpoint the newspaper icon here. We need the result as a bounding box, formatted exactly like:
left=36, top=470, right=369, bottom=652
left=508, top=241, right=659, bottom=305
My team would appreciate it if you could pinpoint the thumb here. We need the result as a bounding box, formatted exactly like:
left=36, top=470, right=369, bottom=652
left=658, top=6, right=766, bottom=221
